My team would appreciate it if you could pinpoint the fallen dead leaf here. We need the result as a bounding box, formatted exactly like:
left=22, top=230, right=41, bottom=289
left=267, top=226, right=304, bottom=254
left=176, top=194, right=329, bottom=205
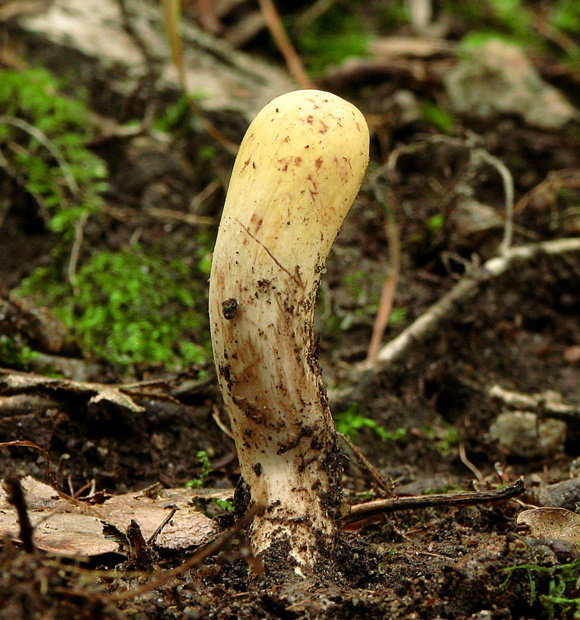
left=0, top=476, right=224, bottom=557
left=517, top=507, right=580, bottom=551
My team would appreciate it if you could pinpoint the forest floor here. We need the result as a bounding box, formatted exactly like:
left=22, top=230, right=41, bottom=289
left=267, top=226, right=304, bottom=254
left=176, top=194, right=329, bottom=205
left=1, top=2, right=580, bottom=618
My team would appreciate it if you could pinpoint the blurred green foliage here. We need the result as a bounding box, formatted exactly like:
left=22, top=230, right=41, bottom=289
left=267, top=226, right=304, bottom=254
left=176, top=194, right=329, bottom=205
left=371, top=0, right=580, bottom=62
left=449, top=0, right=580, bottom=61
left=335, top=402, right=407, bottom=442
left=552, top=0, right=580, bottom=33
left=292, top=5, right=369, bottom=74
left=421, top=103, right=455, bottom=134
left=0, top=336, right=39, bottom=370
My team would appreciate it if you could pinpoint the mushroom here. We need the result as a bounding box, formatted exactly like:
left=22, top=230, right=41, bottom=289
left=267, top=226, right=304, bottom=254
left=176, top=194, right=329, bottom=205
left=209, top=89, right=369, bottom=576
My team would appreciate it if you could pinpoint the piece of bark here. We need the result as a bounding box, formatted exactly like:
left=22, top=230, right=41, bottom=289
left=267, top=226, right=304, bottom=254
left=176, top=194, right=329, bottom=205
left=10, top=0, right=295, bottom=125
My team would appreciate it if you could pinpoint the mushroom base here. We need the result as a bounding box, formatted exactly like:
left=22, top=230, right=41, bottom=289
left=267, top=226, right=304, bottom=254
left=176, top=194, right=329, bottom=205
left=245, top=431, right=344, bottom=577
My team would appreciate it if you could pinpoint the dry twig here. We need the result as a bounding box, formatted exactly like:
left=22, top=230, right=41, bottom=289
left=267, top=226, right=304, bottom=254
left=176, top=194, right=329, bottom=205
left=345, top=477, right=524, bottom=524
left=358, top=237, right=580, bottom=373
left=339, top=432, right=393, bottom=496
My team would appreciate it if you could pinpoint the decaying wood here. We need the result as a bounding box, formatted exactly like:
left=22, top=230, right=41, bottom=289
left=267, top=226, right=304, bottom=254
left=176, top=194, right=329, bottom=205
left=10, top=0, right=295, bottom=124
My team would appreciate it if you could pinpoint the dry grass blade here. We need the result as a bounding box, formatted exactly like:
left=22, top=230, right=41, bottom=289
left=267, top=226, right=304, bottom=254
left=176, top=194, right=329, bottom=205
left=0, top=115, right=79, bottom=195
left=0, top=440, right=59, bottom=491
left=159, top=0, right=238, bottom=154
left=160, top=0, right=185, bottom=88
left=366, top=179, right=401, bottom=363
left=258, top=0, right=314, bottom=89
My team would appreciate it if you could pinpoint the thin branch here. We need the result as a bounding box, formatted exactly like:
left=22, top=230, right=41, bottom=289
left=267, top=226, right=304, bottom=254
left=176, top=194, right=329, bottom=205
left=338, top=432, right=393, bottom=496
left=358, top=237, right=580, bottom=372
left=344, top=477, right=524, bottom=524
left=147, top=507, right=177, bottom=546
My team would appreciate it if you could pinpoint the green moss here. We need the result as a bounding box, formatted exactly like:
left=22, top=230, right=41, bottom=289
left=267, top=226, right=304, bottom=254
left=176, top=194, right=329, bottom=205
left=17, top=243, right=211, bottom=371
left=0, top=68, right=107, bottom=239
left=1, top=70, right=216, bottom=375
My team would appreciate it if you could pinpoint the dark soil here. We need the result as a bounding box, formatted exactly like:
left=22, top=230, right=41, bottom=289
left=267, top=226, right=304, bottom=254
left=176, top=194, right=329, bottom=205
left=1, top=4, right=580, bottom=619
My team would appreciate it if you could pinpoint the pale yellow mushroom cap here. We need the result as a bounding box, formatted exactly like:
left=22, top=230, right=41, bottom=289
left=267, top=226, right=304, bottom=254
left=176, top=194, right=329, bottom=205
left=217, top=89, right=370, bottom=278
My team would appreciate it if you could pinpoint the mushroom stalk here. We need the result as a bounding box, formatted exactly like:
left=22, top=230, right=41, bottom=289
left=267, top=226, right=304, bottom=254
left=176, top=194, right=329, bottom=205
left=209, top=90, right=369, bottom=575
